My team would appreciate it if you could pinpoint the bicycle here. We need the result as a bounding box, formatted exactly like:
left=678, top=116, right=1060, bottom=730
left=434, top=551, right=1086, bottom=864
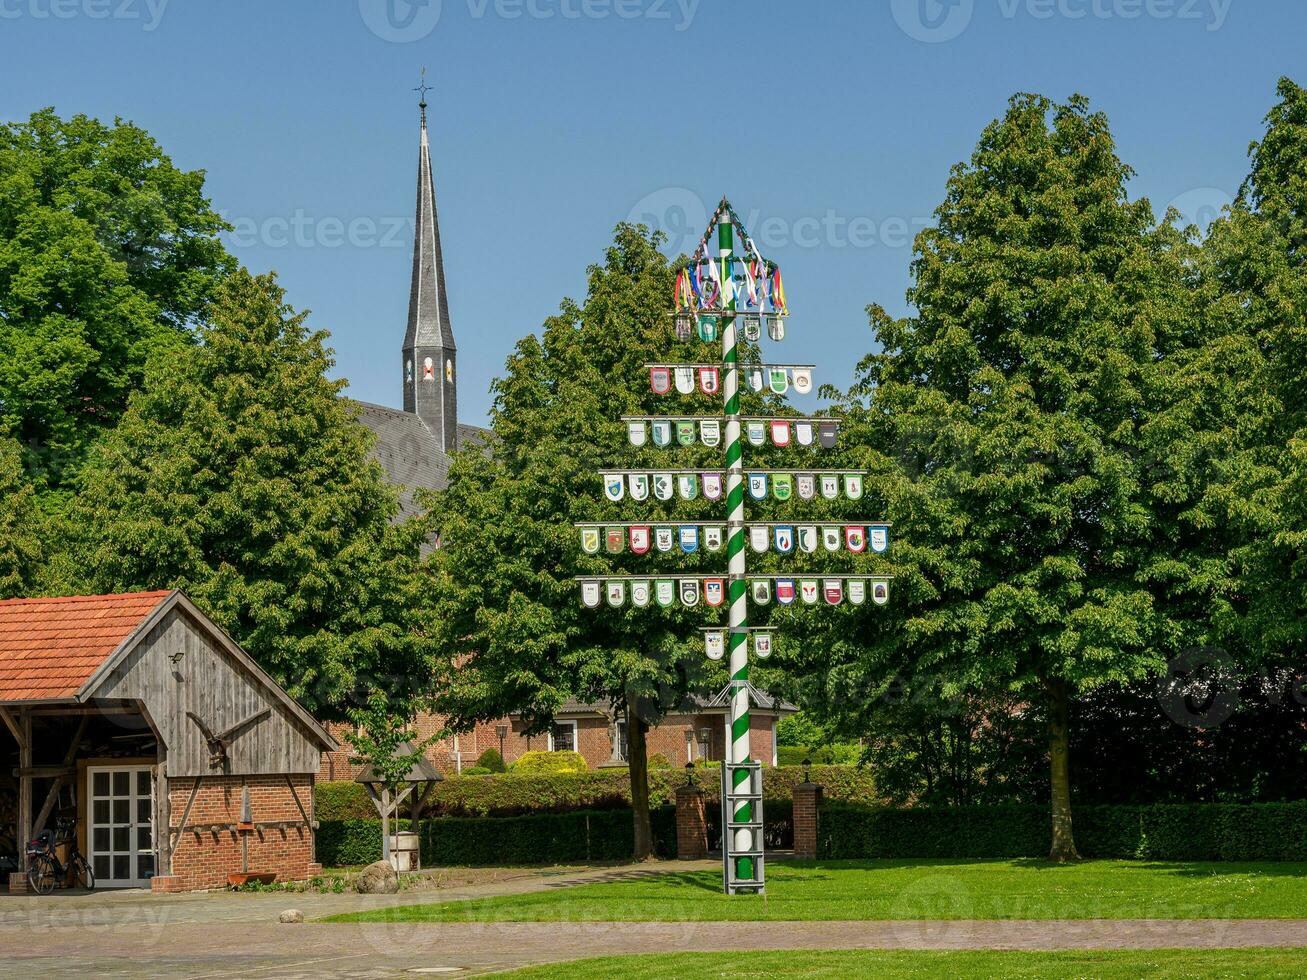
left=26, top=818, right=94, bottom=894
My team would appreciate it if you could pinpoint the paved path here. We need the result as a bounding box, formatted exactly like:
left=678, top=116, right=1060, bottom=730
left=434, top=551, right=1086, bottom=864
left=3, top=862, right=1307, bottom=977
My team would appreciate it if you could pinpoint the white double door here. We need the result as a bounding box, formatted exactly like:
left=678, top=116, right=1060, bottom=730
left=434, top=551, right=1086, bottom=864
left=87, top=765, right=155, bottom=887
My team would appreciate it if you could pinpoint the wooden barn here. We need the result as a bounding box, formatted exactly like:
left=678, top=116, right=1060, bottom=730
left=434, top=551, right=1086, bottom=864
left=0, top=591, right=337, bottom=892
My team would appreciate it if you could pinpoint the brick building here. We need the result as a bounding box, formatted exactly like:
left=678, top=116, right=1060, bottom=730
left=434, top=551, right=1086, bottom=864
left=319, top=685, right=795, bottom=780
left=0, top=591, right=336, bottom=893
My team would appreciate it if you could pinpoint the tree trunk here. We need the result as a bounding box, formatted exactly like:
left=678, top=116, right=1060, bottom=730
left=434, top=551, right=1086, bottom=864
left=1047, top=678, right=1080, bottom=862
left=625, top=693, right=654, bottom=861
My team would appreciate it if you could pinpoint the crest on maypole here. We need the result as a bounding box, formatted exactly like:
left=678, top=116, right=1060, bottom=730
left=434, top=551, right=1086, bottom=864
left=673, top=199, right=788, bottom=343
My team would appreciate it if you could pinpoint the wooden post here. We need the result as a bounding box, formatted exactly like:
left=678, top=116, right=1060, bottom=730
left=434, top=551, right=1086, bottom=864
left=17, top=710, right=31, bottom=874
left=380, top=787, right=391, bottom=866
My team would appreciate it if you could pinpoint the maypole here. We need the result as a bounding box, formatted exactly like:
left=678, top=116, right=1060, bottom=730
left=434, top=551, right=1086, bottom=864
left=577, top=197, right=892, bottom=895
left=719, top=217, right=753, bottom=885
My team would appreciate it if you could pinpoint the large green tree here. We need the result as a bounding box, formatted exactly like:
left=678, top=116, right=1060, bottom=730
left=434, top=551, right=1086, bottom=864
left=813, top=94, right=1195, bottom=860
left=0, top=435, right=42, bottom=599
left=66, top=269, right=433, bottom=717
left=0, top=109, right=233, bottom=486
left=427, top=224, right=774, bottom=858
left=1197, top=78, right=1307, bottom=661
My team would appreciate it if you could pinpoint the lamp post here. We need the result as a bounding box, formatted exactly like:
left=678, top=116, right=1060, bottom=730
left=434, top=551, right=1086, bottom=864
left=496, top=724, right=507, bottom=760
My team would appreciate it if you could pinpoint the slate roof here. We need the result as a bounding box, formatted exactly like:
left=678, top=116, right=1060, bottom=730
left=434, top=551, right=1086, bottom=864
left=351, top=398, right=492, bottom=523
left=352, top=399, right=451, bottom=520
left=0, top=591, right=171, bottom=702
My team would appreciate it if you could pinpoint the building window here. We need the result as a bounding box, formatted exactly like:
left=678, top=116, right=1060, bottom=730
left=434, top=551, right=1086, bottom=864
left=548, top=720, right=577, bottom=752
left=616, top=720, right=629, bottom=761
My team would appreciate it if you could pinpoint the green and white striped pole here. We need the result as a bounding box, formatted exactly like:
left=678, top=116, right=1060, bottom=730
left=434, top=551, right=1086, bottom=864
left=719, top=214, right=754, bottom=885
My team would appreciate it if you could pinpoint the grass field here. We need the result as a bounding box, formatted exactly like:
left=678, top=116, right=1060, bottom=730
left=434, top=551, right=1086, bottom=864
left=491, top=949, right=1307, bottom=978
left=326, top=859, right=1307, bottom=923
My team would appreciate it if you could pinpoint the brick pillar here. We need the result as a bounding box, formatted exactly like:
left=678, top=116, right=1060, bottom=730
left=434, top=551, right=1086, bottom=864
left=675, top=784, right=707, bottom=860
left=793, top=782, right=822, bottom=859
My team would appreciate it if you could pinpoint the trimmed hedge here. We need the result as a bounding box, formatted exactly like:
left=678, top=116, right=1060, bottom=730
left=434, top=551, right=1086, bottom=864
left=817, top=802, right=1307, bottom=862
left=316, top=809, right=678, bottom=867
left=314, top=765, right=879, bottom=820
left=512, top=750, right=588, bottom=774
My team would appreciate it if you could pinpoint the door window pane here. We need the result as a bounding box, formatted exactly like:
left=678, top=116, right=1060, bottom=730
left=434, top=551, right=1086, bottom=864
left=112, top=771, right=129, bottom=795
left=137, top=771, right=151, bottom=795
left=93, top=772, right=109, bottom=795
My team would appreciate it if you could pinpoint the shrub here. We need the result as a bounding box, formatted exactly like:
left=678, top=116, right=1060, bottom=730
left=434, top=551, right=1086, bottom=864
left=316, top=818, right=411, bottom=867
left=475, top=748, right=507, bottom=773
left=816, top=802, right=1307, bottom=861
left=778, top=744, right=862, bottom=767
left=511, top=750, right=588, bottom=775
left=315, top=781, right=375, bottom=820
left=647, top=753, right=672, bottom=769
left=316, top=766, right=879, bottom=821
left=462, top=766, right=492, bottom=776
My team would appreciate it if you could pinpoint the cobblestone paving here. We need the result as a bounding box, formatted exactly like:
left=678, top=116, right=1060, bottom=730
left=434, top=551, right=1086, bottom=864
left=3, top=862, right=1307, bottom=978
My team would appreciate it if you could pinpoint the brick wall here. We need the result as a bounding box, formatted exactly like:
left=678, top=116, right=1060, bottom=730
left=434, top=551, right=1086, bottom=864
left=793, top=782, right=822, bottom=859
left=318, top=710, right=786, bottom=778
left=156, top=774, right=316, bottom=891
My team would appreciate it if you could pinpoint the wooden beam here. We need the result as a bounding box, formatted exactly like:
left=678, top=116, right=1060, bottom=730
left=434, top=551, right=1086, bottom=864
left=169, top=777, right=202, bottom=852
left=285, top=775, right=312, bottom=828
left=16, top=710, right=31, bottom=873
left=0, top=706, right=22, bottom=745
left=32, top=715, right=88, bottom=836
left=12, top=766, right=76, bottom=780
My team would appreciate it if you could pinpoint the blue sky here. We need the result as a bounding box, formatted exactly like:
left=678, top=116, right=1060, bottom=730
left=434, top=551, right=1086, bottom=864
left=2, top=0, right=1302, bottom=422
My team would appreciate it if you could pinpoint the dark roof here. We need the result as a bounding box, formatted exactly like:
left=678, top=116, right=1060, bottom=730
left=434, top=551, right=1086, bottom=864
left=551, top=685, right=798, bottom=718
left=352, top=399, right=451, bottom=521
left=352, top=400, right=492, bottom=523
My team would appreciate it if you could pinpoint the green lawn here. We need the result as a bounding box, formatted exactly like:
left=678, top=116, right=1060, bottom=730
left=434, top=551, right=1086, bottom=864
left=326, top=859, right=1307, bottom=923
left=492, top=949, right=1307, bottom=979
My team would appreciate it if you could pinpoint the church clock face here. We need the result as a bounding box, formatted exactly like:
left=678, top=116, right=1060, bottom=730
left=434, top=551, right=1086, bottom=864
left=446, top=358, right=454, bottom=382
left=406, top=359, right=413, bottom=383
left=423, top=356, right=434, bottom=380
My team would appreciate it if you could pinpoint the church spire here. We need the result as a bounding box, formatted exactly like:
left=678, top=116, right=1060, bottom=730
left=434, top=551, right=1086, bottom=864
left=402, top=70, right=458, bottom=453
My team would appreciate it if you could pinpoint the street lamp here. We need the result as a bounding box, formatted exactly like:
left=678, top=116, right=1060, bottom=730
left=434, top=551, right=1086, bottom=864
left=496, top=724, right=508, bottom=759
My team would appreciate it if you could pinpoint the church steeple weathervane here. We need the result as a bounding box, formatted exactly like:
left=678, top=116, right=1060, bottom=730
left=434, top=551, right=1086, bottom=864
left=402, top=67, right=458, bottom=453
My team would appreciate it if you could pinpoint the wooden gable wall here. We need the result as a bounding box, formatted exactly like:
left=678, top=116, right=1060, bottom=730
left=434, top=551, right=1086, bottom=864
left=92, top=607, right=324, bottom=777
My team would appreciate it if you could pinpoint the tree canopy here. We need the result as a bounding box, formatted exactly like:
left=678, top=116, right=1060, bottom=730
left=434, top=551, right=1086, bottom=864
left=0, top=109, right=233, bottom=487
left=65, top=268, right=434, bottom=718
left=426, top=223, right=792, bottom=855
left=806, top=93, right=1198, bottom=859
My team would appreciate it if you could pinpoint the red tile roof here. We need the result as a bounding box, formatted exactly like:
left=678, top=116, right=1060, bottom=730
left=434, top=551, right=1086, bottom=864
left=0, top=591, right=173, bottom=702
